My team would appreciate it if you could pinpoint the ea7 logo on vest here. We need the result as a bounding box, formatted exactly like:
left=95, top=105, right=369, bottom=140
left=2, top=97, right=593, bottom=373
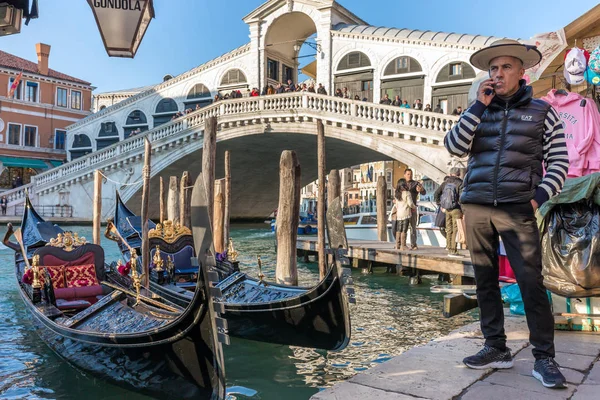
left=521, top=115, right=533, bottom=121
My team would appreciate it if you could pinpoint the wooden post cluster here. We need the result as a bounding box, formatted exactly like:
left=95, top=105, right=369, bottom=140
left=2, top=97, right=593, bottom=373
left=275, top=150, right=301, bottom=286
left=213, top=179, right=225, bottom=254
left=316, top=119, right=326, bottom=279
left=93, top=170, right=102, bottom=245
left=203, top=116, right=217, bottom=231
left=180, top=171, right=191, bottom=228
left=141, top=137, right=151, bottom=288
left=224, top=151, right=231, bottom=249
left=376, top=176, right=387, bottom=242
left=167, top=176, right=179, bottom=222
left=159, top=177, right=165, bottom=223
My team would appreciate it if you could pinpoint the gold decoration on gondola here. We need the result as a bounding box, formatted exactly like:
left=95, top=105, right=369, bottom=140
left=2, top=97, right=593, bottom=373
left=152, top=245, right=164, bottom=272
left=166, top=255, right=175, bottom=277
left=130, top=252, right=144, bottom=307
left=149, top=220, right=192, bottom=243
left=228, top=239, right=238, bottom=262
left=104, top=218, right=119, bottom=242
left=257, top=255, right=267, bottom=287
left=30, top=254, right=42, bottom=289
left=47, top=231, right=87, bottom=251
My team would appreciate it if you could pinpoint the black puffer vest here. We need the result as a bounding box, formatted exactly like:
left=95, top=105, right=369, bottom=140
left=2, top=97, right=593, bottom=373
left=460, top=82, right=551, bottom=205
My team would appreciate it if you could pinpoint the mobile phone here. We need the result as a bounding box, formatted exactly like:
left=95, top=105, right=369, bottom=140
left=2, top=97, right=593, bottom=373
left=484, top=72, right=495, bottom=96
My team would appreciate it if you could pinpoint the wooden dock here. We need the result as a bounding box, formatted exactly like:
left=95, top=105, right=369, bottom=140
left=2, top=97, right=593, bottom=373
left=296, top=236, right=474, bottom=278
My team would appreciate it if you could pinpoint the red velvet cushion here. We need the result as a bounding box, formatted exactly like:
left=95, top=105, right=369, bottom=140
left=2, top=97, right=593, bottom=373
left=65, top=264, right=99, bottom=288
left=44, top=265, right=66, bottom=289
left=41, top=252, right=95, bottom=268
left=22, top=265, right=66, bottom=289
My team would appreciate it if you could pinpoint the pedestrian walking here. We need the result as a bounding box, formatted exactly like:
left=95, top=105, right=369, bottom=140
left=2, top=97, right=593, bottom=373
left=434, top=168, right=463, bottom=257
left=393, top=179, right=414, bottom=251
left=0, top=195, right=7, bottom=216
left=445, top=39, right=569, bottom=388
left=403, top=169, right=426, bottom=249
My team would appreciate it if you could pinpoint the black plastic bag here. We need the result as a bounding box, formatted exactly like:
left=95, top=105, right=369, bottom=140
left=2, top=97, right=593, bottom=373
left=434, top=207, right=447, bottom=238
left=541, top=199, right=600, bottom=297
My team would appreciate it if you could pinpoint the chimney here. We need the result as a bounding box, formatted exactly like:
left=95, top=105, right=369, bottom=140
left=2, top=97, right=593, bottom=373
left=36, top=43, right=50, bottom=76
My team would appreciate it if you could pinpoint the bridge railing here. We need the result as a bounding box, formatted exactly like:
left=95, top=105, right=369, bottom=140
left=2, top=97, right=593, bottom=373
left=2, top=92, right=458, bottom=207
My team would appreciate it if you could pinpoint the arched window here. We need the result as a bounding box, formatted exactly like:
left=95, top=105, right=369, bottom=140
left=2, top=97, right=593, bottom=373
left=432, top=62, right=476, bottom=115
left=383, top=56, right=423, bottom=76
left=435, top=62, right=475, bottom=82
left=72, top=134, right=92, bottom=148
left=124, top=110, right=149, bottom=137
left=220, top=69, right=247, bottom=86
left=154, top=98, right=179, bottom=127
left=70, top=134, right=92, bottom=160
left=96, top=121, right=120, bottom=150
left=184, top=83, right=213, bottom=111
left=334, top=52, right=373, bottom=101
left=336, top=52, right=371, bottom=71
left=99, top=105, right=106, bottom=110
left=155, top=98, right=178, bottom=114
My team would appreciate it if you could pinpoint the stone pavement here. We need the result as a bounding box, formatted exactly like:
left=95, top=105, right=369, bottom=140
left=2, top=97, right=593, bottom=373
left=312, top=314, right=600, bottom=399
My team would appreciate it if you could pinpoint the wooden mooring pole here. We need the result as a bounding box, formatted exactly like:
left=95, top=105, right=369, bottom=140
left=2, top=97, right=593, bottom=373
left=317, top=119, right=326, bottom=279
left=141, top=137, right=151, bottom=288
left=203, top=117, right=217, bottom=229
left=159, top=176, right=165, bottom=223
left=167, top=176, right=179, bottom=222
left=93, top=170, right=102, bottom=245
left=224, top=151, right=231, bottom=248
left=214, top=179, right=225, bottom=254
left=275, top=150, right=301, bottom=286
left=377, top=176, right=387, bottom=242
left=327, top=169, right=340, bottom=206
left=180, top=171, right=190, bottom=228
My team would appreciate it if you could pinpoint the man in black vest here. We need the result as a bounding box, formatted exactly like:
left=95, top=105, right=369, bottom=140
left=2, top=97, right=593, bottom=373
left=403, top=168, right=426, bottom=249
left=445, top=39, right=569, bottom=389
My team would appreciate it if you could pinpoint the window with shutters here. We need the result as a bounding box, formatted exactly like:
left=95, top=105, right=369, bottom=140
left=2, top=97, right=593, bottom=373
left=24, top=126, right=37, bottom=147
left=55, top=130, right=66, bottom=150
left=220, top=69, right=247, bottom=86
left=71, top=90, right=82, bottom=110
left=56, top=87, right=68, bottom=107
left=7, top=124, right=21, bottom=145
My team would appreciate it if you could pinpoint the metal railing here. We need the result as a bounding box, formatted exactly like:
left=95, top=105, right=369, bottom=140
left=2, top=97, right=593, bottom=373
left=13, top=205, right=73, bottom=218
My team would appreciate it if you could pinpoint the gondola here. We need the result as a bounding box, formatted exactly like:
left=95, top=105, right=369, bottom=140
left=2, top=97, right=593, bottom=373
left=4, top=178, right=227, bottom=400
left=106, top=193, right=355, bottom=351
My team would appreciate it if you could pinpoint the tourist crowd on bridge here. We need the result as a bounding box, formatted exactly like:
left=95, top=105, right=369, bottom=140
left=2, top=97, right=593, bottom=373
left=164, top=79, right=466, bottom=125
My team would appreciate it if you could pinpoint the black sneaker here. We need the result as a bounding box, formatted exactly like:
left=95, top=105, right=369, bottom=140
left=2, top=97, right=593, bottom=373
left=463, top=345, right=513, bottom=369
left=532, top=358, right=567, bottom=389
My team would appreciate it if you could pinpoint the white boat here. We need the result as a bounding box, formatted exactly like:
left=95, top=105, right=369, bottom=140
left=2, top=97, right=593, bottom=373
left=343, top=203, right=447, bottom=248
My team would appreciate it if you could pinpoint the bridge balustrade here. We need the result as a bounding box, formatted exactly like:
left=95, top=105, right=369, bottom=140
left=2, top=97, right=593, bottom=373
left=1, top=92, right=458, bottom=209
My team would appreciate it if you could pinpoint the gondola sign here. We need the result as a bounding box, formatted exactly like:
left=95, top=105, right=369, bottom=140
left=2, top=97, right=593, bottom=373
left=87, top=0, right=155, bottom=58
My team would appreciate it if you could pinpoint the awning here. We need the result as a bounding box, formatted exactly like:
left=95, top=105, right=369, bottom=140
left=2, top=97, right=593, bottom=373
left=301, top=60, right=317, bottom=79
left=0, top=156, right=49, bottom=169
left=49, top=160, right=63, bottom=167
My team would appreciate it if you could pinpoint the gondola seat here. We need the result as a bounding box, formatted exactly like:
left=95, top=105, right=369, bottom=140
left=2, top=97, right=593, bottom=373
left=33, top=243, right=106, bottom=307
left=149, top=229, right=197, bottom=287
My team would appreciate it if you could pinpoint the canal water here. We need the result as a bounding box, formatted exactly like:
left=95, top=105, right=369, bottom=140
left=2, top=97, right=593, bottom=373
left=0, top=224, right=477, bottom=400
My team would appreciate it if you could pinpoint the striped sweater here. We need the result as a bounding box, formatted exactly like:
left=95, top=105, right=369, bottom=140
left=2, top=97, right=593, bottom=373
left=444, top=100, right=569, bottom=206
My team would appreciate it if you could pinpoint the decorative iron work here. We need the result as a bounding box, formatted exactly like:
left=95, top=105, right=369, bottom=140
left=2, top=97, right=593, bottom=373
left=149, top=220, right=192, bottom=243
left=228, top=239, right=238, bottom=262
left=47, top=231, right=87, bottom=251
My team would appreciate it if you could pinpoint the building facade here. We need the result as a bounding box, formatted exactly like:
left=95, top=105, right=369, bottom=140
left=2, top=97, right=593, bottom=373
left=0, top=43, right=93, bottom=190
left=65, top=0, right=506, bottom=161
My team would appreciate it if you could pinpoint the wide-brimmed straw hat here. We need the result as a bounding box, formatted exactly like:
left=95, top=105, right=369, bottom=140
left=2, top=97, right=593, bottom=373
left=470, top=39, right=542, bottom=70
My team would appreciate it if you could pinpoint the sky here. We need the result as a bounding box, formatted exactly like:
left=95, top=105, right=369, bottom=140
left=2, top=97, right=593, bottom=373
left=0, top=0, right=597, bottom=94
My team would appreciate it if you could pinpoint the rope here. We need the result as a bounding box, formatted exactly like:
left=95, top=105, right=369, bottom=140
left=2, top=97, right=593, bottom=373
left=98, top=170, right=144, bottom=186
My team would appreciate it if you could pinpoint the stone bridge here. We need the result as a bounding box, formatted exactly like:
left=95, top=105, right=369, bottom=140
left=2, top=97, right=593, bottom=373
left=2, top=92, right=458, bottom=220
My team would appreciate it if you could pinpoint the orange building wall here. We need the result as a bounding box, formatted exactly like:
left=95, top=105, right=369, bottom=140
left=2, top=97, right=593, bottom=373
left=0, top=71, right=92, bottom=160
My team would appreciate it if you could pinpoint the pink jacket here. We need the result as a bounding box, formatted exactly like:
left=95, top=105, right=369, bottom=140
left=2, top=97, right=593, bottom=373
left=541, top=89, right=600, bottom=177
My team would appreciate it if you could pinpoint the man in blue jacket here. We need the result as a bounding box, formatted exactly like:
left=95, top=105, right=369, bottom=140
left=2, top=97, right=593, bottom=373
left=445, top=39, right=569, bottom=389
